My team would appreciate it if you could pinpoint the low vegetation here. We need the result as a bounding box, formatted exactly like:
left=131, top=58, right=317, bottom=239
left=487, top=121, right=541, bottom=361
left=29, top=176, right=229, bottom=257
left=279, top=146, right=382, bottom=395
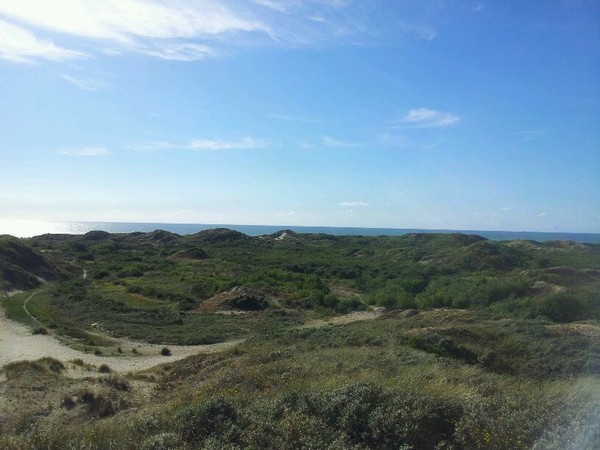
left=0, top=229, right=598, bottom=448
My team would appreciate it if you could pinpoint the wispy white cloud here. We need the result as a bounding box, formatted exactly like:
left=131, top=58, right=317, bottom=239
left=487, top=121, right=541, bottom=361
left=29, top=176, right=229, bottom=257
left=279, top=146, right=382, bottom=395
left=501, top=206, right=512, bottom=211
left=399, top=108, right=461, bottom=128
left=187, top=137, right=271, bottom=150
left=138, top=42, right=215, bottom=61
left=0, top=0, right=266, bottom=40
left=254, top=0, right=351, bottom=15
left=377, top=132, right=406, bottom=148
left=59, top=147, right=109, bottom=156
left=323, top=136, right=344, bottom=147
left=0, top=0, right=266, bottom=63
left=59, top=74, right=107, bottom=91
left=278, top=210, right=298, bottom=216
left=254, top=0, right=290, bottom=13
left=340, top=201, right=369, bottom=207
left=136, top=136, right=273, bottom=151
left=0, top=19, right=84, bottom=63
left=271, top=113, right=323, bottom=123
left=0, top=0, right=440, bottom=64
left=322, top=135, right=363, bottom=148
left=537, top=211, right=548, bottom=217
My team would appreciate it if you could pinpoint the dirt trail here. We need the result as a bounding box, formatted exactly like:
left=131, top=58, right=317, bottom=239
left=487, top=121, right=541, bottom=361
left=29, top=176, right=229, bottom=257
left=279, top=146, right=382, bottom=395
left=0, top=292, right=242, bottom=377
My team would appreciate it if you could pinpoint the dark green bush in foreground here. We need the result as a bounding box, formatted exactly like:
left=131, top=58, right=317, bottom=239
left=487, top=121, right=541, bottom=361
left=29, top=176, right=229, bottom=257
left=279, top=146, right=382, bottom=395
left=128, top=381, right=597, bottom=450
left=167, top=384, right=460, bottom=449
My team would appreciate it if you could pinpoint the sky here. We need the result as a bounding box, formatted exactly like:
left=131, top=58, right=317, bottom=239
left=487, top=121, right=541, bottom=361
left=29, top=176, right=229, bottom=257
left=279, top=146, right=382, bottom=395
left=0, top=0, right=599, bottom=233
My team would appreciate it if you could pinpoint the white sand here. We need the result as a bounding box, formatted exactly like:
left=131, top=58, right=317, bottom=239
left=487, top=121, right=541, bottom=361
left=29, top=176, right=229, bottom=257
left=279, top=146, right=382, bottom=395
left=0, top=292, right=241, bottom=376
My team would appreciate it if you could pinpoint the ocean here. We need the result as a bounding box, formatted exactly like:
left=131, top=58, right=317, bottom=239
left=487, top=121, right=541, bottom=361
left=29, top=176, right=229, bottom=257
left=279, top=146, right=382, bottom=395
left=1, top=220, right=599, bottom=244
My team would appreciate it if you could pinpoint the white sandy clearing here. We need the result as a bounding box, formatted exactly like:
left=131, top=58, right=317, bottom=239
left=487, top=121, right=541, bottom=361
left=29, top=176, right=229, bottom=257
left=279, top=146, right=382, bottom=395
left=0, top=292, right=242, bottom=377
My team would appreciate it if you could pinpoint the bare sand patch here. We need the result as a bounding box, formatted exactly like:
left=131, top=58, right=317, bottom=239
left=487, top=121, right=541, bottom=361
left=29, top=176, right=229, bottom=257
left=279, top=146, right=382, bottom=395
left=0, top=292, right=242, bottom=377
left=299, top=308, right=384, bottom=329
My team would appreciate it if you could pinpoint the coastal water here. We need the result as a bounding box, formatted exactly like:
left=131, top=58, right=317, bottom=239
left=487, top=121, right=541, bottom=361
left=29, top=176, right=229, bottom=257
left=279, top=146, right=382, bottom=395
left=1, top=220, right=599, bottom=243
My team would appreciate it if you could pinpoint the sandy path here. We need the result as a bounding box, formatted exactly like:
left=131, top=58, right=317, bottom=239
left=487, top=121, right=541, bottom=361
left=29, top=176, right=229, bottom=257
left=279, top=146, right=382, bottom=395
left=298, top=308, right=384, bottom=329
left=0, top=292, right=242, bottom=376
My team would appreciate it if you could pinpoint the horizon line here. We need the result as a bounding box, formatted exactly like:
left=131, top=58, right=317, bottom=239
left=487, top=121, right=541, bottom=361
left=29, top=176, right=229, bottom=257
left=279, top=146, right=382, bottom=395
left=2, top=219, right=598, bottom=236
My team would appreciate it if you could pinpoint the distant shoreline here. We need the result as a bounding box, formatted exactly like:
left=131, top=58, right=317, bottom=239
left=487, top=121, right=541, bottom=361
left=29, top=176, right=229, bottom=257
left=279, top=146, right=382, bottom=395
left=1, top=220, right=599, bottom=244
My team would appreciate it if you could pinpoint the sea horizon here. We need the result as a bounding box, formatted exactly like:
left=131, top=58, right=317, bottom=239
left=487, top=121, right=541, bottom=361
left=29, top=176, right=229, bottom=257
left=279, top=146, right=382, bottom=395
left=1, top=220, right=599, bottom=244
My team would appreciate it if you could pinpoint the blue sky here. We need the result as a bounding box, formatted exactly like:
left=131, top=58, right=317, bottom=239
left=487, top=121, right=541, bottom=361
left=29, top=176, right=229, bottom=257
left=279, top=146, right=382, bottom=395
left=0, top=0, right=598, bottom=232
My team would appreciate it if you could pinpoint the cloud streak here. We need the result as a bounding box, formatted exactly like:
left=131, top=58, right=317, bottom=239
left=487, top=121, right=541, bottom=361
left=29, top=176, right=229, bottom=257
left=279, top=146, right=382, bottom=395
left=136, top=137, right=273, bottom=151
left=59, top=147, right=109, bottom=156
left=60, top=74, right=107, bottom=91
left=0, top=0, right=266, bottom=63
left=0, top=0, right=266, bottom=40
left=0, top=19, right=85, bottom=63
left=399, top=108, right=461, bottom=128
left=322, top=136, right=363, bottom=148
left=271, top=113, right=323, bottom=124
left=139, top=42, right=215, bottom=61
left=340, top=201, right=369, bottom=207
left=323, top=136, right=344, bottom=147
left=0, top=0, right=442, bottom=64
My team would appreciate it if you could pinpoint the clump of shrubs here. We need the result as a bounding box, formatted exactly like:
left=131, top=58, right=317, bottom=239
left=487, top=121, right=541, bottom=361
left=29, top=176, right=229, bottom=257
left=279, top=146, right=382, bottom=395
left=78, top=389, right=117, bottom=418
left=102, top=375, right=131, bottom=391
left=98, top=364, right=112, bottom=373
left=167, top=384, right=461, bottom=449
left=161, top=347, right=172, bottom=356
left=141, top=432, right=183, bottom=450
left=61, top=386, right=131, bottom=418
left=44, top=358, right=65, bottom=374
left=3, top=358, right=64, bottom=380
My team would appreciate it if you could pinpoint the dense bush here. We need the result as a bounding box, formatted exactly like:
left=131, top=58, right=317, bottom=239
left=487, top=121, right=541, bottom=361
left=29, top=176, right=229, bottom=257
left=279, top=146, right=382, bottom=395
left=175, top=397, right=240, bottom=445
left=165, top=384, right=461, bottom=449
left=416, top=274, right=530, bottom=309
left=537, top=293, right=588, bottom=323
left=369, top=284, right=417, bottom=309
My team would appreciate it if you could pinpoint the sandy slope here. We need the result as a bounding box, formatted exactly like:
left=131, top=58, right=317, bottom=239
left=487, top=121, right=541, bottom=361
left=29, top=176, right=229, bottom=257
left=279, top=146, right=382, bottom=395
left=0, top=292, right=241, bottom=376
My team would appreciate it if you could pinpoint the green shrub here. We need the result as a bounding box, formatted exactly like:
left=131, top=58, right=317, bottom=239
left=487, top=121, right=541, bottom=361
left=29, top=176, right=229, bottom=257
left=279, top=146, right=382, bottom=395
left=141, top=432, right=183, bottom=450
left=538, top=293, right=586, bottom=323
left=175, top=397, right=240, bottom=445
left=337, top=297, right=365, bottom=313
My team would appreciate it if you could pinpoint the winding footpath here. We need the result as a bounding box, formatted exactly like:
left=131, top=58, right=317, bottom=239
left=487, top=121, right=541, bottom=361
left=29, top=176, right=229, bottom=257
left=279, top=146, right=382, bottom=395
left=22, top=291, right=40, bottom=325
left=1, top=267, right=378, bottom=377
left=0, top=290, right=241, bottom=377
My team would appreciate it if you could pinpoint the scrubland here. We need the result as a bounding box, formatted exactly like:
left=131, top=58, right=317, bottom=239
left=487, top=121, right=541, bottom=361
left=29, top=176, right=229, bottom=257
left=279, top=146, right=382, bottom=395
left=0, top=229, right=598, bottom=449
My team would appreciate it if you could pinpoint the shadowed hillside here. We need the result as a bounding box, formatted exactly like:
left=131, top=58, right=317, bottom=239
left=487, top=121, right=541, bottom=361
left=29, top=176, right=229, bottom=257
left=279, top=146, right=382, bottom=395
left=0, top=236, right=69, bottom=293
